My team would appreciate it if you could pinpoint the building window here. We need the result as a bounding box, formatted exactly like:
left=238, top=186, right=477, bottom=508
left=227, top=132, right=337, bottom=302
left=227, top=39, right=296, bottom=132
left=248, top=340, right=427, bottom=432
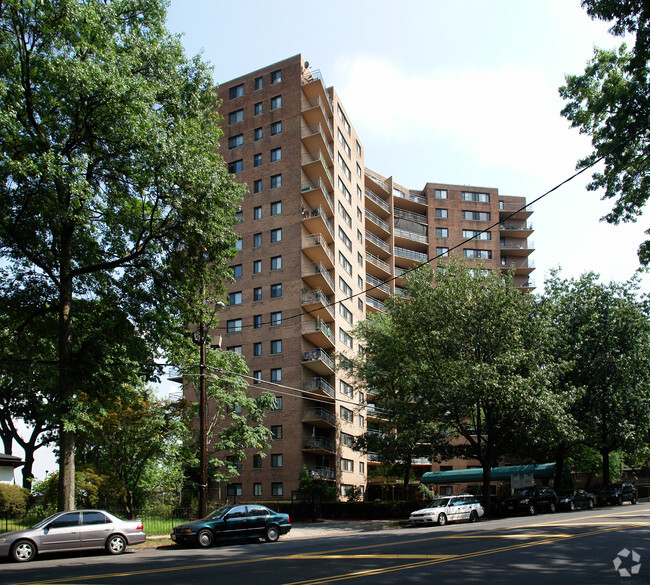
left=462, top=191, right=490, bottom=202
left=270, top=255, right=282, bottom=270
left=464, top=249, right=492, bottom=259
left=341, top=431, right=354, bottom=447
left=436, top=227, right=448, bottom=238
left=270, top=454, right=283, bottom=468
left=232, top=264, right=242, bottom=279
left=254, top=102, right=262, bottom=116
left=235, top=210, right=243, bottom=224
left=253, top=483, right=262, bottom=496
left=228, top=291, right=242, bottom=306
left=271, top=147, right=282, bottom=162
left=270, top=121, right=282, bottom=135
left=338, top=129, right=351, bottom=157
left=253, top=259, right=262, bottom=277
left=435, top=208, right=448, bottom=219
left=270, top=228, right=282, bottom=243
left=340, top=458, right=354, bottom=472
left=270, top=174, right=282, bottom=188
left=253, top=370, right=261, bottom=384
left=337, top=104, right=350, bottom=134
left=339, top=329, right=353, bottom=348
left=253, top=454, right=263, bottom=468
left=435, top=189, right=447, bottom=199
left=271, top=425, right=283, bottom=440
left=254, top=76, right=263, bottom=91
left=436, top=247, right=449, bottom=257
left=270, top=69, right=282, bottom=84
left=270, top=368, right=282, bottom=382
left=270, top=200, right=282, bottom=215
left=253, top=153, right=262, bottom=168
left=253, top=342, right=262, bottom=357
left=463, top=229, right=492, bottom=240
left=227, top=483, right=242, bottom=496
left=270, top=283, right=282, bottom=298
left=338, top=177, right=351, bottom=203
left=227, top=319, right=242, bottom=333
left=254, top=127, right=263, bottom=141
left=356, top=140, right=362, bottom=155
left=340, top=406, right=353, bottom=423
left=339, top=303, right=353, bottom=324
left=271, top=482, right=283, bottom=496
left=340, top=380, right=353, bottom=397
left=270, top=339, right=282, bottom=354
left=270, top=95, right=282, bottom=110
left=227, top=345, right=242, bottom=354
left=253, top=287, right=262, bottom=301
left=338, top=153, right=351, bottom=181
left=270, top=311, right=282, bottom=326
left=253, top=232, right=262, bottom=247
left=339, top=251, right=352, bottom=275
left=228, top=109, right=243, bottom=124
left=357, top=252, right=363, bottom=267
left=356, top=162, right=362, bottom=177
left=462, top=210, right=491, bottom=221
left=339, top=277, right=352, bottom=297
left=234, top=237, right=242, bottom=251
left=254, top=179, right=262, bottom=193
left=228, top=159, right=243, bottom=174
left=338, top=226, right=352, bottom=250
left=253, top=315, right=262, bottom=329
left=271, top=396, right=282, bottom=411
left=228, top=134, right=243, bottom=149
left=229, top=83, right=244, bottom=99
left=254, top=206, right=262, bottom=220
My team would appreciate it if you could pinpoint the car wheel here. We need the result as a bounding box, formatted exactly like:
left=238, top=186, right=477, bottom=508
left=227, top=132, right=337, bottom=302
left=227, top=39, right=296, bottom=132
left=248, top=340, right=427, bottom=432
left=197, top=529, right=214, bottom=548
left=617, top=496, right=623, bottom=506
left=569, top=502, right=576, bottom=511
left=469, top=510, right=478, bottom=523
left=437, top=513, right=447, bottom=526
left=528, top=505, right=535, bottom=516
left=549, top=503, right=556, bottom=513
left=106, top=534, right=127, bottom=555
left=264, top=524, right=280, bottom=542
left=631, top=497, right=637, bottom=505
left=588, top=500, right=594, bottom=509
left=11, top=540, right=36, bottom=563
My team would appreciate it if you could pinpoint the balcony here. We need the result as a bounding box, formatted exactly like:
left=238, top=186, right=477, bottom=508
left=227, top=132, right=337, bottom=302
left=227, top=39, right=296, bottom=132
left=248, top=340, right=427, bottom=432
left=366, top=252, right=392, bottom=279
left=367, top=452, right=382, bottom=463
left=365, top=209, right=391, bottom=236
left=302, top=407, right=336, bottom=428
left=366, top=294, right=386, bottom=313
left=301, top=150, right=333, bottom=191
left=412, top=457, right=432, bottom=465
left=394, top=226, right=429, bottom=246
left=366, top=404, right=388, bottom=419
left=301, top=289, right=335, bottom=322
left=302, top=435, right=335, bottom=454
left=302, top=261, right=335, bottom=295
left=301, top=68, right=334, bottom=115
left=365, top=171, right=389, bottom=193
left=301, top=123, right=333, bottom=166
left=307, top=466, right=336, bottom=480
left=500, top=258, right=535, bottom=276
left=499, top=199, right=533, bottom=219
left=302, top=233, right=334, bottom=269
left=393, top=188, right=427, bottom=212
left=365, top=230, right=391, bottom=256
left=301, top=178, right=333, bottom=216
left=301, top=205, right=333, bottom=242
left=301, top=95, right=333, bottom=139
left=302, top=347, right=335, bottom=375
left=364, top=188, right=390, bottom=215
left=367, top=274, right=390, bottom=299
left=499, top=221, right=534, bottom=238
left=500, top=240, right=534, bottom=256
left=394, top=246, right=428, bottom=269
left=302, top=376, right=335, bottom=399
left=301, top=318, right=335, bottom=348
left=394, top=208, right=427, bottom=224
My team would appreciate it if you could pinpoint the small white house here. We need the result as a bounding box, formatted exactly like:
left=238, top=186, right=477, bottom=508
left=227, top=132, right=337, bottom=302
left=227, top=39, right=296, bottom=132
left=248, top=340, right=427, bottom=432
left=0, top=454, right=25, bottom=484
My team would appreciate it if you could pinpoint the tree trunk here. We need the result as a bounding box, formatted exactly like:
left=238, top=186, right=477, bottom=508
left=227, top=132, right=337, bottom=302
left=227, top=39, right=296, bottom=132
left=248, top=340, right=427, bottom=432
left=554, top=442, right=566, bottom=489
left=602, top=449, right=611, bottom=486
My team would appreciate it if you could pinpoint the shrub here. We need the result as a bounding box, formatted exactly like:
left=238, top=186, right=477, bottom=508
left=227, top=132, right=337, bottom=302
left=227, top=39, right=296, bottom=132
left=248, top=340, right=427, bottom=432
left=0, top=483, right=30, bottom=516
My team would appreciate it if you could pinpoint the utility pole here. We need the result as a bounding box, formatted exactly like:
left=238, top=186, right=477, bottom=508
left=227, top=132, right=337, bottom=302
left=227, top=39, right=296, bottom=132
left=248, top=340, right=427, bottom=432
left=198, top=321, right=208, bottom=519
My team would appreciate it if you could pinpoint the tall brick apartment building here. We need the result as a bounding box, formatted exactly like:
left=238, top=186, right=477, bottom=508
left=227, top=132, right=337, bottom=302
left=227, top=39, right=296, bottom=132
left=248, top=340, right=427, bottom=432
left=200, top=54, right=533, bottom=502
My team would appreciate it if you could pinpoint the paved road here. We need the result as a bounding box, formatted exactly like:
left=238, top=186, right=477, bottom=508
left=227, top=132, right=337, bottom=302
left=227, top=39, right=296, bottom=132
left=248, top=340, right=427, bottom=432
left=2, top=503, right=649, bottom=585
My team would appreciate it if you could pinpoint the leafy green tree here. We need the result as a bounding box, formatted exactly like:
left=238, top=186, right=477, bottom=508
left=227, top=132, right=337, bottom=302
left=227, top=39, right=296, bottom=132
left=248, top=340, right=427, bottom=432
left=560, top=1, right=650, bottom=263
left=0, top=0, right=243, bottom=509
left=543, top=271, right=650, bottom=484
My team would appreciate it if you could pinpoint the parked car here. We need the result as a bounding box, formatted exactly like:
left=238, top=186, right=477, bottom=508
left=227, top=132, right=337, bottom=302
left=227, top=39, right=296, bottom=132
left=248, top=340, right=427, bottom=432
left=596, top=482, right=638, bottom=506
left=0, top=509, right=145, bottom=563
left=502, top=486, right=558, bottom=515
left=556, top=488, right=596, bottom=511
left=171, top=504, right=291, bottom=547
left=409, top=496, right=484, bottom=526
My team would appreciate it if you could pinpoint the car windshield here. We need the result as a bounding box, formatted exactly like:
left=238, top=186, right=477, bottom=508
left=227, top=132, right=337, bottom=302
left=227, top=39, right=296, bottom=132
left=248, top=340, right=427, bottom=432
left=31, top=513, right=62, bottom=529
left=205, top=506, right=232, bottom=520
left=558, top=490, right=575, bottom=497
left=513, top=489, right=534, bottom=498
left=428, top=498, right=450, bottom=507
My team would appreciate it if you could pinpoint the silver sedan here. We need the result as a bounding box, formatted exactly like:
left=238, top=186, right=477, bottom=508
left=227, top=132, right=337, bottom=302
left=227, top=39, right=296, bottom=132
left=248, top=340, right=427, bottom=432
left=0, top=509, right=146, bottom=562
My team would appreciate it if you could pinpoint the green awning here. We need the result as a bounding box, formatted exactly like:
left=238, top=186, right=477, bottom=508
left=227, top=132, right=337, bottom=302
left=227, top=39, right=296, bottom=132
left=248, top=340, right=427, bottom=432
left=420, top=463, right=557, bottom=484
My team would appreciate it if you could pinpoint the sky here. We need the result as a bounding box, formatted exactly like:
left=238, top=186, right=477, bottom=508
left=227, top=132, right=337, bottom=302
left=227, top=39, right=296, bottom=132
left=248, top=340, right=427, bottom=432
left=15, top=0, right=649, bottom=483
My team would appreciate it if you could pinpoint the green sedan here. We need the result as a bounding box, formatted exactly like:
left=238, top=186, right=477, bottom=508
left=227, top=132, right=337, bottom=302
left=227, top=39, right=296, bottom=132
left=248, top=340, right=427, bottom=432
left=171, top=505, right=291, bottom=547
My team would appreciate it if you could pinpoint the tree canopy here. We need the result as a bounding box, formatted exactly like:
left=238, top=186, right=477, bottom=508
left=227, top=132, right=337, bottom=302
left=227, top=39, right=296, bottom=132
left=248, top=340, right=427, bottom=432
left=0, top=0, right=244, bottom=509
left=560, top=0, right=650, bottom=263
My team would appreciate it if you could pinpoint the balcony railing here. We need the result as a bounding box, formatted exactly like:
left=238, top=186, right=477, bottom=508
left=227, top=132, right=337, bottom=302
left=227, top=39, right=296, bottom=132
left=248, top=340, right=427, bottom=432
left=302, top=347, right=335, bottom=371
left=301, top=150, right=333, bottom=186
left=301, top=289, right=335, bottom=319
left=500, top=222, right=533, bottom=231
left=365, top=209, right=391, bottom=233
left=365, top=231, right=390, bottom=253
left=366, top=295, right=386, bottom=312
left=395, top=247, right=428, bottom=263
left=301, top=262, right=334, bottom=291
left=301, top=319, right=335, bottom=344
left=394, top=189, right=427, bottom=205
left=301, top=204, right=333, bottom=239
left=367, top=275, right=390, bottom=294
left=301, top=123, right=333, bottom=161
left=302, top=436, right=335, bottom=452
left=301, top=95, right=333, bottom=130
left=500, top=240, right=534, bottom=250
left=366, top=252, right=392, bottom=274
left=303, top=407, right=336, bottom=426
left=301, top=178, right=334, bottom=212
left=394, top=207, right=427, bottom=224
left=394, top=227, right=428, bottom=244
left=365, top=171, right=389, bottom=192
left=308, top=466, right=336, bottom=480
left=302, top=377, right=335, bottom=398
left=499, top=200, right=533, bottom=213
left=302, top=233, right=334, bottom=266
left=364, top=189, right=390, bottom=213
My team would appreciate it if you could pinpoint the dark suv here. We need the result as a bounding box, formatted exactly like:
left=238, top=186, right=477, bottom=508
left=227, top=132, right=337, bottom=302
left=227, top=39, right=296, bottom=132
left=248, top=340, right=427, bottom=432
left=503, top=486, right=558, bottom=516
left=596, top=482, right=637, bottom=506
